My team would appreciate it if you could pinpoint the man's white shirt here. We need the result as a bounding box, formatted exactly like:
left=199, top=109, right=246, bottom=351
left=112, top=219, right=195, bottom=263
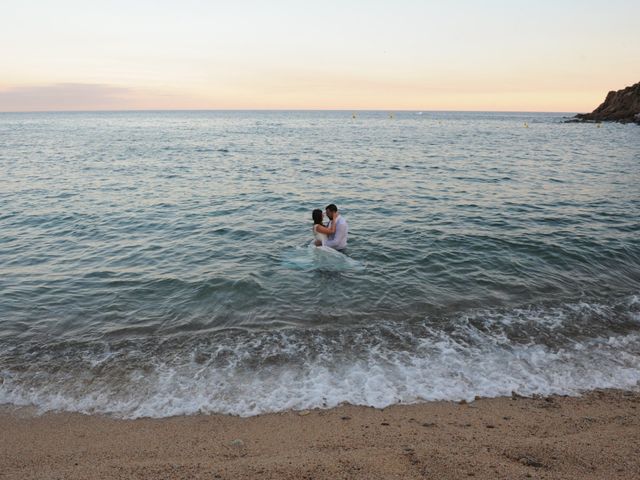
left=323, top=215, right=348, bottom=250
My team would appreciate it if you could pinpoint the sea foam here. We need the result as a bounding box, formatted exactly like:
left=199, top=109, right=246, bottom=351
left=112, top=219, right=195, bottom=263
left=1, top=297, right=638, bottom=418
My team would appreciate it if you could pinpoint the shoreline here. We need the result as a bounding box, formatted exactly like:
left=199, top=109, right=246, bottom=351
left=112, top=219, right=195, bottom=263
left=2, top=389, right=639, bottom=479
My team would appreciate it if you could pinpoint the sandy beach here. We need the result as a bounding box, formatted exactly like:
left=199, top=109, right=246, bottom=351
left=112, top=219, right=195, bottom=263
left=2, top=389, right=639, bottom=479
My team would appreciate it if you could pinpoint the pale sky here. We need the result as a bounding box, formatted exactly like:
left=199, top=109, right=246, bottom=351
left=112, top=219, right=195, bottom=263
left=1, top=0, right=639, bottom=112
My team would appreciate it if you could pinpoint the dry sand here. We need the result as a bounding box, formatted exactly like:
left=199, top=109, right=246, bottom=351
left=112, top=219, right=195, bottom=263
left=1, top=389, right=639, bottom=480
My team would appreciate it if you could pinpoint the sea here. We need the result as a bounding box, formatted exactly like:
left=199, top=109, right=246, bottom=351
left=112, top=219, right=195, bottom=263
left=1, top=110, right=639, bottom=418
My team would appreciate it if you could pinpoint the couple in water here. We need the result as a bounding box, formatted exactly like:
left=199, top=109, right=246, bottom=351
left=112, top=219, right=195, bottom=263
left=312, top=204, right=348, bottom=251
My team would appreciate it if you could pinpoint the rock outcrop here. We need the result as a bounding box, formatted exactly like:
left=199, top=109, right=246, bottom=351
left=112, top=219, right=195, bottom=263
left=574, top=82, right=640, bottom=124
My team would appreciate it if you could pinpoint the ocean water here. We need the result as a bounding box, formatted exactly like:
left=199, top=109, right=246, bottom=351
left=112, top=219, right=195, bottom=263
left=1, top=110, right=639, bottom=418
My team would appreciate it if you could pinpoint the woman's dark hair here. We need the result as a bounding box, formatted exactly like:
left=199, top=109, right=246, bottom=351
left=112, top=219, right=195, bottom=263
left=312, top=209, right=323, bottom=224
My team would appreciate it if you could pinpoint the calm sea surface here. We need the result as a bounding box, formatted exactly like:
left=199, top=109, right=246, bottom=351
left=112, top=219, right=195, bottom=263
left=1, top=110, right=639, bottom=417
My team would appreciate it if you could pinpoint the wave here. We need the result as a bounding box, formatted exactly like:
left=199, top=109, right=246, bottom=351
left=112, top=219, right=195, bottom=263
left=1, top=295, right=638, bottom=418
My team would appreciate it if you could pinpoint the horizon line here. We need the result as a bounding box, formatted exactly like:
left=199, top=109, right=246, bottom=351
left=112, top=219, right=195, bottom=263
left=0, top=108, right=579, bottom=115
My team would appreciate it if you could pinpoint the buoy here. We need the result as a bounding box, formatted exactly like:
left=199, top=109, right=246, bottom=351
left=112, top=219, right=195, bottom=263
left=352, top=112, right=356, bottom=119
left=524, top=122, right=529, bottom=128
left=389, top=112, right=394, bottom=119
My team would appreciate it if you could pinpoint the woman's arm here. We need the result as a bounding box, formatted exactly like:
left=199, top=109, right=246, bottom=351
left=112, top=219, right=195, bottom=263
left=315, top=221, right=337, bottom=235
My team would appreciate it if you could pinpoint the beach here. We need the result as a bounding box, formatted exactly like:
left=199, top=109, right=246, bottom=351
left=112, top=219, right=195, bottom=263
left=2, top=389, right=639, bottom=480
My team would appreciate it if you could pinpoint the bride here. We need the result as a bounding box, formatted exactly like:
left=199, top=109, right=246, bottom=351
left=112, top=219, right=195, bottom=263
left=312, top=209, right=336, bottom=245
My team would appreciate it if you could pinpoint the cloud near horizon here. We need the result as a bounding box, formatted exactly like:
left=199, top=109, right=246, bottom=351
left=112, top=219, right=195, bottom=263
left=0, top=81, right=618, bottom=113
left=0, top=83, right=220, bottom=112
left=0, top=83, right=137, bottom=112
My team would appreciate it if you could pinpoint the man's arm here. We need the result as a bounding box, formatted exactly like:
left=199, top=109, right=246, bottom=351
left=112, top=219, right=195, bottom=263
left=324, top=219, right=346, bottom=248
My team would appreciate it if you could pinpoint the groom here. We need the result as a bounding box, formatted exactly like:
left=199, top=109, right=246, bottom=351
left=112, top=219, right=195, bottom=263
left=315, top=204, right=348, bottom=250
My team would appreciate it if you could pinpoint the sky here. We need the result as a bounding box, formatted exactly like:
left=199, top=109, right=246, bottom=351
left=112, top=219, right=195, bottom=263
left=1, top=0, right=639, bottom=112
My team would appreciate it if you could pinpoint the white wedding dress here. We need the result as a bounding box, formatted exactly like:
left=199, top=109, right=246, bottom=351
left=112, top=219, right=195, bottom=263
left=280, top=224, right=361, bottom=271
left=313, top=224, right=328, bottom=244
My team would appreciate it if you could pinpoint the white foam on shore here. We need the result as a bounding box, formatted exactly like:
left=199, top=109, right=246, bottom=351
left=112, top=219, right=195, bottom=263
left=1, top=298, right=639, bottom=418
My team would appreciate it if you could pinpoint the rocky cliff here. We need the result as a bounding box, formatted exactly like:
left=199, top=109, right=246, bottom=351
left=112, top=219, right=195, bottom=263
left=574, top=82, right=640, bottom=124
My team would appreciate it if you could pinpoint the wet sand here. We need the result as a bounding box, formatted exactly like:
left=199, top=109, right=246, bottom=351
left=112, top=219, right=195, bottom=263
left=2, top=389, right=639, bottom=479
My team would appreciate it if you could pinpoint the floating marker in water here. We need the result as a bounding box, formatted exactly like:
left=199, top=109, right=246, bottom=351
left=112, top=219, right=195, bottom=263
left=524, top=122, right=529, bottom=128
left=352, top=112, right=357, bottom=119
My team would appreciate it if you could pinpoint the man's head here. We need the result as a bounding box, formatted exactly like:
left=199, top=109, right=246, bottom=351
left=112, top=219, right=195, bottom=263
left=325, top=204, right=338, bottom=220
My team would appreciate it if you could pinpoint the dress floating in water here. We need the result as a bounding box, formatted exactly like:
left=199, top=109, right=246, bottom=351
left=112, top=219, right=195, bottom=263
left=282, top=244, right=364, bottom=272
